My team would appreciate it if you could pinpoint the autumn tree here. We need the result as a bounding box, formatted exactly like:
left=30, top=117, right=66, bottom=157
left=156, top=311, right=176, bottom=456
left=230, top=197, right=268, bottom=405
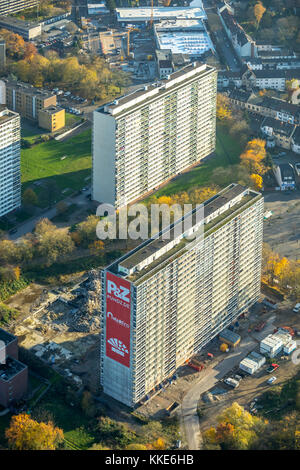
left=6, top=413, right=63, bottom=450
left=73, top=215, right=99, bottom=247
left=253, top=2, right=266, bottom=28
left=250, top=173, right=263, bottom=190
left=216, top=93, right=232, bottom=121
left=203, top=402, right=268, bottom=450
left=240, top=139, right=268, bottom=175
left=88, top=240, right=105, bottom=257
left=23, top=188, right=38, bottom=206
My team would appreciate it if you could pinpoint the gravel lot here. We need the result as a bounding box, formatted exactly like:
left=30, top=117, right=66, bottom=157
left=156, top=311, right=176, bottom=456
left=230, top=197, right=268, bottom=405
left=263, top=190, right=300, bottom=259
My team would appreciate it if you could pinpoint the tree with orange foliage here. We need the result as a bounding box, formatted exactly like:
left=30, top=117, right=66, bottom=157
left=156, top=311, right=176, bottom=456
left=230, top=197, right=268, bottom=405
left=253, top=1, right=266, bottom=28
left=13, top=266, right=21, bottom=281
left=240, top=139, right=268, bottom=175
left=88, top=240, right=105, bottom=256
left=152, top=437, right=166, bottom=450
left=6, top=413, right=64, bottom=450
left=250, top=173, right=263, bottom=190
left=216, top=93, right=232, bottom=121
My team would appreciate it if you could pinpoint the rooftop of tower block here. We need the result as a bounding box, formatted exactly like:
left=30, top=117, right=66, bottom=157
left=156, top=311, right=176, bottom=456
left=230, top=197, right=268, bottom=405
left=97, top=62, right=215, bottom=117
left=0, top=105, right=19, bottom=125
left=106, top=184, right=262, bottom=283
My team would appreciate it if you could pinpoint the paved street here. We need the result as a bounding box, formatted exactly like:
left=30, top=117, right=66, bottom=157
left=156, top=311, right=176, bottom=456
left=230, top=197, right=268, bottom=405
left=181, top=315, right=276, bottom=449
left=9, top=190, right=91, bottom=240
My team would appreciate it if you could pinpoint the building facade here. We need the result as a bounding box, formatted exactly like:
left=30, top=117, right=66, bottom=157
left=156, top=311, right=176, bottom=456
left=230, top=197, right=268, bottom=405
left=0, top=39, right=5, bottom=69
left=0, top=328, right=28, bottom=408
left=0, top=106, right=21, bottom=218
left=0, top=0, right=39, bottom=16
left=4, top=81, right=57, bottom=122
left=100, top=184, right=264, bottom=407
left=0, top=16, right=41, bottom=40
left=93, top=62, right=217, bottom=209
left=38, top=105, right=65, bottom=132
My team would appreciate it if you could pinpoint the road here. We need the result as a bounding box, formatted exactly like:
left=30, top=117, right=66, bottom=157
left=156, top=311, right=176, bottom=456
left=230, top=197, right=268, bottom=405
left=214, top=29, right=241, bottom=71
left=9, top=189, right=91, bottom=241
left=181, top=315, right=276, bottom=449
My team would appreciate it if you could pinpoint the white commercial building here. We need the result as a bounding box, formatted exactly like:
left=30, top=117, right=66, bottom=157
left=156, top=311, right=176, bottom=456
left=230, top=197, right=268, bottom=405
left=100, top=184, right=264, bottom=406
left=116, top=6, right=206, bottom=23
left=154, top=19, right=214, bottom=58
left=92, top=62, right=217, bottom=209
left=0, top=105, right=21, bottom=217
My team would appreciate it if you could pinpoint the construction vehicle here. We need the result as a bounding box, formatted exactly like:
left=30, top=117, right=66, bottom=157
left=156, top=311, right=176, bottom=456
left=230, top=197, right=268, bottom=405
left=188, top=358, right=205, bottom=372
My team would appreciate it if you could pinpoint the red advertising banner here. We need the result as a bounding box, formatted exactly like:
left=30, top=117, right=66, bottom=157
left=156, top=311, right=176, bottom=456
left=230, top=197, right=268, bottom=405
left=106, top=272, right=131, bottom=367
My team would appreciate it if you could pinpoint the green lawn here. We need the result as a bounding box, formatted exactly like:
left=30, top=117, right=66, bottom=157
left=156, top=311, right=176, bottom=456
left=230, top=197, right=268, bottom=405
left=21, top=129, right=92, bottom=204
left=65, top=112, right=82, bottom=127
left=153, top=123, right=243, bottom=197
left=36, top=390, right=96, bottom=450
left=21, top=120, right=49, bottom=144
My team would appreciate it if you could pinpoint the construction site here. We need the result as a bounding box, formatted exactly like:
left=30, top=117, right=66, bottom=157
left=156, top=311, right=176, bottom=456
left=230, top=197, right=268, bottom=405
left=6, top=270, right=102, bottom=392
left=134, top=294, right=300, bottom=427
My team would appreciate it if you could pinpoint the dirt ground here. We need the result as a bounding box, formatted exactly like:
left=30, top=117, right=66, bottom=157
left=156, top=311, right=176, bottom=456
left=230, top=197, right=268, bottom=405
left=263, top=190, right=300, bottom=259
left=5, top=272, right=101, bottom=391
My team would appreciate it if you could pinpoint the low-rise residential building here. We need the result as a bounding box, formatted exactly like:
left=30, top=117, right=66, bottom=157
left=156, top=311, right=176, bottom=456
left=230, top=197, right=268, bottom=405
left=242, top=68, right=300, bottom=91
left=158, top=59, right=174, bottom=79
left=0, top=16, right=41, bottom=40
left=261, top=117, right=296, bottom=150
left=291, top=126, right=300, bottom=154
left=38, top=105, right=65, bottom=132
left=218, top=3, right=257, bottom=58
left=273, top=163, right=296, bottom=191
left=217, top=70, right=243, bottom=89
left=4, top=80, right=57, bottom=122
left=0, top=328, right=28, bottom=408
left=228, top=88, right=300, bottom=124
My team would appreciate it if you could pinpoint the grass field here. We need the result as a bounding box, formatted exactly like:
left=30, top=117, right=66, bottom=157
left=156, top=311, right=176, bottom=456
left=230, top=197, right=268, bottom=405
left=65, top=112, right=82, bottom=127
left=21, top=129, right=92, bottom=198
left=153, top=123, right=243, bottom=197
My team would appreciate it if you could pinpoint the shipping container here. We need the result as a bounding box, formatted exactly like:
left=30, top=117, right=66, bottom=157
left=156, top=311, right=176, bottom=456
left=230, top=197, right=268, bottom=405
left=219, top=329, right=241, bottom=348
left=239, top=358, right=258, bottom=375
left=283, top=341, right=297, bottom=355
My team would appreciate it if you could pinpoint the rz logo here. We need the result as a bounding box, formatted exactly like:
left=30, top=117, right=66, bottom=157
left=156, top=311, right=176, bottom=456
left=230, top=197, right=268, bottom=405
left=107, top=280, right=130, bottom=303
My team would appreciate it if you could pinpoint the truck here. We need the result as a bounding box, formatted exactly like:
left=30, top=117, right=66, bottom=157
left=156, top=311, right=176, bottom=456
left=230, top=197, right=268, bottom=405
left=188, top=360, right=205, bottom=372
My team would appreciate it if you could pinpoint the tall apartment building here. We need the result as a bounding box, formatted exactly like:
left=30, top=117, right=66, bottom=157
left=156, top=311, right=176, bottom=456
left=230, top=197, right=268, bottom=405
left=4, top=80, right=57, bottom=122
left=0, top=106, right=21, bottom=218
left=93, top=62, right=217, bottom=209
left=0, top=0, right=39, bottom=16
left=100, top=184, right=264, bottom=406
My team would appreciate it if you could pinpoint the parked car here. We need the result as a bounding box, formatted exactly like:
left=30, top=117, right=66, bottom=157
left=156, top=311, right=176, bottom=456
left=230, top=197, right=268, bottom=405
left=224, top=377, right=240, bottom=388
left=267, top=376, right=277, bottom=384
left=266, top=364, right=279, bottom=374
left=293, top=303, right=300, bottom=313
